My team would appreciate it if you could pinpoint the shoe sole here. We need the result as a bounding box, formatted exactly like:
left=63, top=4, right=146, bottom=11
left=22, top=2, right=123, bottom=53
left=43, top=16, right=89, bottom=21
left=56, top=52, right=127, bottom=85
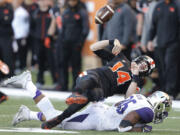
left=66, top=97, right=88, bottom=105
left=0, top=96, right=8, bottom=104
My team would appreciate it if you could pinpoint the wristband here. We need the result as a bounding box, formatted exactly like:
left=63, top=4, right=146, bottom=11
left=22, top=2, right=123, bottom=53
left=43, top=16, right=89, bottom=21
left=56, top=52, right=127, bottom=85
left=132, top=74, right=140, bottom=83
left=109, top=40, right=114, bottom=46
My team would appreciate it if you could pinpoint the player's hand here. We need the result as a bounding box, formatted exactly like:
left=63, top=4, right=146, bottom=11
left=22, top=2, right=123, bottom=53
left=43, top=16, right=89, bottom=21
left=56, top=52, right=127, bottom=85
left=112, top=39, right=122, bottom=55
left=147, top=41, right=154, bottom=52
left=140, top=45, right=147, bottom=53
left=131, top=62, right=139, bottom=75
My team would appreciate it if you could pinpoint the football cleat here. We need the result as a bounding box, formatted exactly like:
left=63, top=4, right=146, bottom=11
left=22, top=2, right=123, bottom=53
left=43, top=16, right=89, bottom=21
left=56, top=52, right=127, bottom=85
left=41, top=116, right=61, bottom=129
left=12, top=105, right=30, bottom=126
left=0, top=94, right=8, bottom=104
left=66, top=93, right=88, bottom=105
left=3, top=70, right=32, bottom=89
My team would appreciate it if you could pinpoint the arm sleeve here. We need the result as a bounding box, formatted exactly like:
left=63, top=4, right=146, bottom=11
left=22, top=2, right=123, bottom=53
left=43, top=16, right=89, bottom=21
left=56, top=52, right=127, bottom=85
left=93, top=47, right=115, bottom=61
left=121, top=8, right=135, bottom=46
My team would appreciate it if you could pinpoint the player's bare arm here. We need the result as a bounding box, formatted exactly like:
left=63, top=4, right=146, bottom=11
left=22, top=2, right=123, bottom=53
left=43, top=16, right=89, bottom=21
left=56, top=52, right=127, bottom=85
left=125, top=62, right=139, bottom=98
left=90, top=39, right=125, bottom=55
left=118, top=111, right=149, bottom=132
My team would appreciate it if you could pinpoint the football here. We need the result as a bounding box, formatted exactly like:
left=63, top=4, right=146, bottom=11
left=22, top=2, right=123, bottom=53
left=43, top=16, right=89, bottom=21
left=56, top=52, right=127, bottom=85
left=95, top=5, right=115, bottom=24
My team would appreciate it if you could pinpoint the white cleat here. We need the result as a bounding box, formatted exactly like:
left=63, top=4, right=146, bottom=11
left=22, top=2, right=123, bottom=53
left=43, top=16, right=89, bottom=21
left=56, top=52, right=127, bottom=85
left=3, top=70, right=32, bottom=89
left=12, top=105, right=30, bottom=126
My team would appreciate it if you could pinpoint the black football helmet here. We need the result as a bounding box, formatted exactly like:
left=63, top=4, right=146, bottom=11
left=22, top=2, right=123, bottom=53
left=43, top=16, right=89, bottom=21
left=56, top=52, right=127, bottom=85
left=132, top=55, right=155, bottom=77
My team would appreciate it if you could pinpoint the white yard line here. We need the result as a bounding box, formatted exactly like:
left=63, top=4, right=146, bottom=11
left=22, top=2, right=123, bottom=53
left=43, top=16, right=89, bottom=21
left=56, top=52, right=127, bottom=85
left=153, top=128, right=180, bottom=132
left=0, top=114, right=14, bottom=118
left=0, top=127, right=179, bottom=133
left=0, top=128, right=78, bottom=134
left=167, top=117, right=180, bottom=119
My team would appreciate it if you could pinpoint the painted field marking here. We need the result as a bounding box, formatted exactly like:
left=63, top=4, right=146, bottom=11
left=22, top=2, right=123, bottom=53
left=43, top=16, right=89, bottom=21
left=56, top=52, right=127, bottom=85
left=0, top=127, right=180, bottom=133
left=153, top=128, right=180, bottom=132
left=0, top=114, right=14, bottom=118
left=167, top=117, right=180, bottom=119
left=0, top=128, right=78, bottom=134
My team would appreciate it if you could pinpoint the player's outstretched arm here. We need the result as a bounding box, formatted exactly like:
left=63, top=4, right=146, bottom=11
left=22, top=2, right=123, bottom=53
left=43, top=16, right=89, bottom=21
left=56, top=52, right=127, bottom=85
left=90, top=39, right=124, bottom=53
left=90, top=40, right=110, bottom=51
left=118, top=111, right=152, bottom=132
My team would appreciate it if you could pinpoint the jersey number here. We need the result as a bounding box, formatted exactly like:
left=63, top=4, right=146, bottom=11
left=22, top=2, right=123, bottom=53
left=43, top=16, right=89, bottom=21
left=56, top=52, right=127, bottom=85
left=110, top=62, right=131, bottom=85
left=116, top=96, right=136, bottom=114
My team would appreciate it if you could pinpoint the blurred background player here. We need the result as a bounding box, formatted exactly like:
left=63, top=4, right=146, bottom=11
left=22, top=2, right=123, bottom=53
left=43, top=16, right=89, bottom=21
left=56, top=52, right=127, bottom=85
left=0, top=60, right=9, bottom=104
left=140, top=0, right=161, bottom=96
left=58, top=0, right=89, bottom=91
left=22, top=0, right=38, bottom=67
left=0, top=0, right=14, bottom=78
left=46, top=0, right=65, bottom=90
left=147, top=0, right=180, bottom=98
left=31, top=0, right=57, bottom=88
left=12, top=0, right=30, bottom=72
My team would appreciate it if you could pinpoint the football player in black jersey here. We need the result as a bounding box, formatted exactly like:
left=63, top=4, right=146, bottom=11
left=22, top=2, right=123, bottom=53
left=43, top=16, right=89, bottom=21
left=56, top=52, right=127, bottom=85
left=41, top=39, right=155, bottom=129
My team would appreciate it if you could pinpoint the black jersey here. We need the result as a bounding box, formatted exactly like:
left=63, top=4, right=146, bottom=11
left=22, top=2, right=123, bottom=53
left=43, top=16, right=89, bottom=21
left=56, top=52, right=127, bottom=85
left=90, top=49, right=132, bottom=97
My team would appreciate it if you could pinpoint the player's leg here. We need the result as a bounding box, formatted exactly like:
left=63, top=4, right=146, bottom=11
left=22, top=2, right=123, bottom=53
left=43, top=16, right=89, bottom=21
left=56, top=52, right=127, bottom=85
left=12, top=105, right=45, bottom=126
left=12, top=104, right=63, bottom=126
left=3, top=71, right=61, bottom=121
left=66, top=73, right=103, bottom=105
left=41, top=74, right=103, bottom=129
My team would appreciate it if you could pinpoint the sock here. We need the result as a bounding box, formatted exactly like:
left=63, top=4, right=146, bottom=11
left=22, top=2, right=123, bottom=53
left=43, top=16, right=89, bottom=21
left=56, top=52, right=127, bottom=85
left=29, top=111, right=43, bottom=121
left=36, top=97, right=60, bottom=121
left=26, top=81, right=38, bottom=98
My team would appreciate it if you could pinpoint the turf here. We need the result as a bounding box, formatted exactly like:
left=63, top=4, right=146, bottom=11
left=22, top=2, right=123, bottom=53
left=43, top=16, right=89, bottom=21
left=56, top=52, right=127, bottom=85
left=0, top=97, right=180, bottom=135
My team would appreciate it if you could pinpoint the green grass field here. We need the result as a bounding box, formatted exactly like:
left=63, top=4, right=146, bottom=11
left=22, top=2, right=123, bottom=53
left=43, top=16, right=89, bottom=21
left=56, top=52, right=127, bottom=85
left=0, top=97, right=180, bottom=135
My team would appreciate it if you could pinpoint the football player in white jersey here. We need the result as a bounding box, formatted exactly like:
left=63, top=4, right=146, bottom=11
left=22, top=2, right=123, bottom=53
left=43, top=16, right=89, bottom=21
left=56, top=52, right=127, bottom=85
left=3, top=62, right=171, bottom=132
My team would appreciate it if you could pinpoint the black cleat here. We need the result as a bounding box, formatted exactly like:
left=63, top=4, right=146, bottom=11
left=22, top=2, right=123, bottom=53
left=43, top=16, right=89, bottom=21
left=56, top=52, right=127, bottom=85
left=0, top=94, right=8, bottom=104
left=41, top=117, right=61, bottom=129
